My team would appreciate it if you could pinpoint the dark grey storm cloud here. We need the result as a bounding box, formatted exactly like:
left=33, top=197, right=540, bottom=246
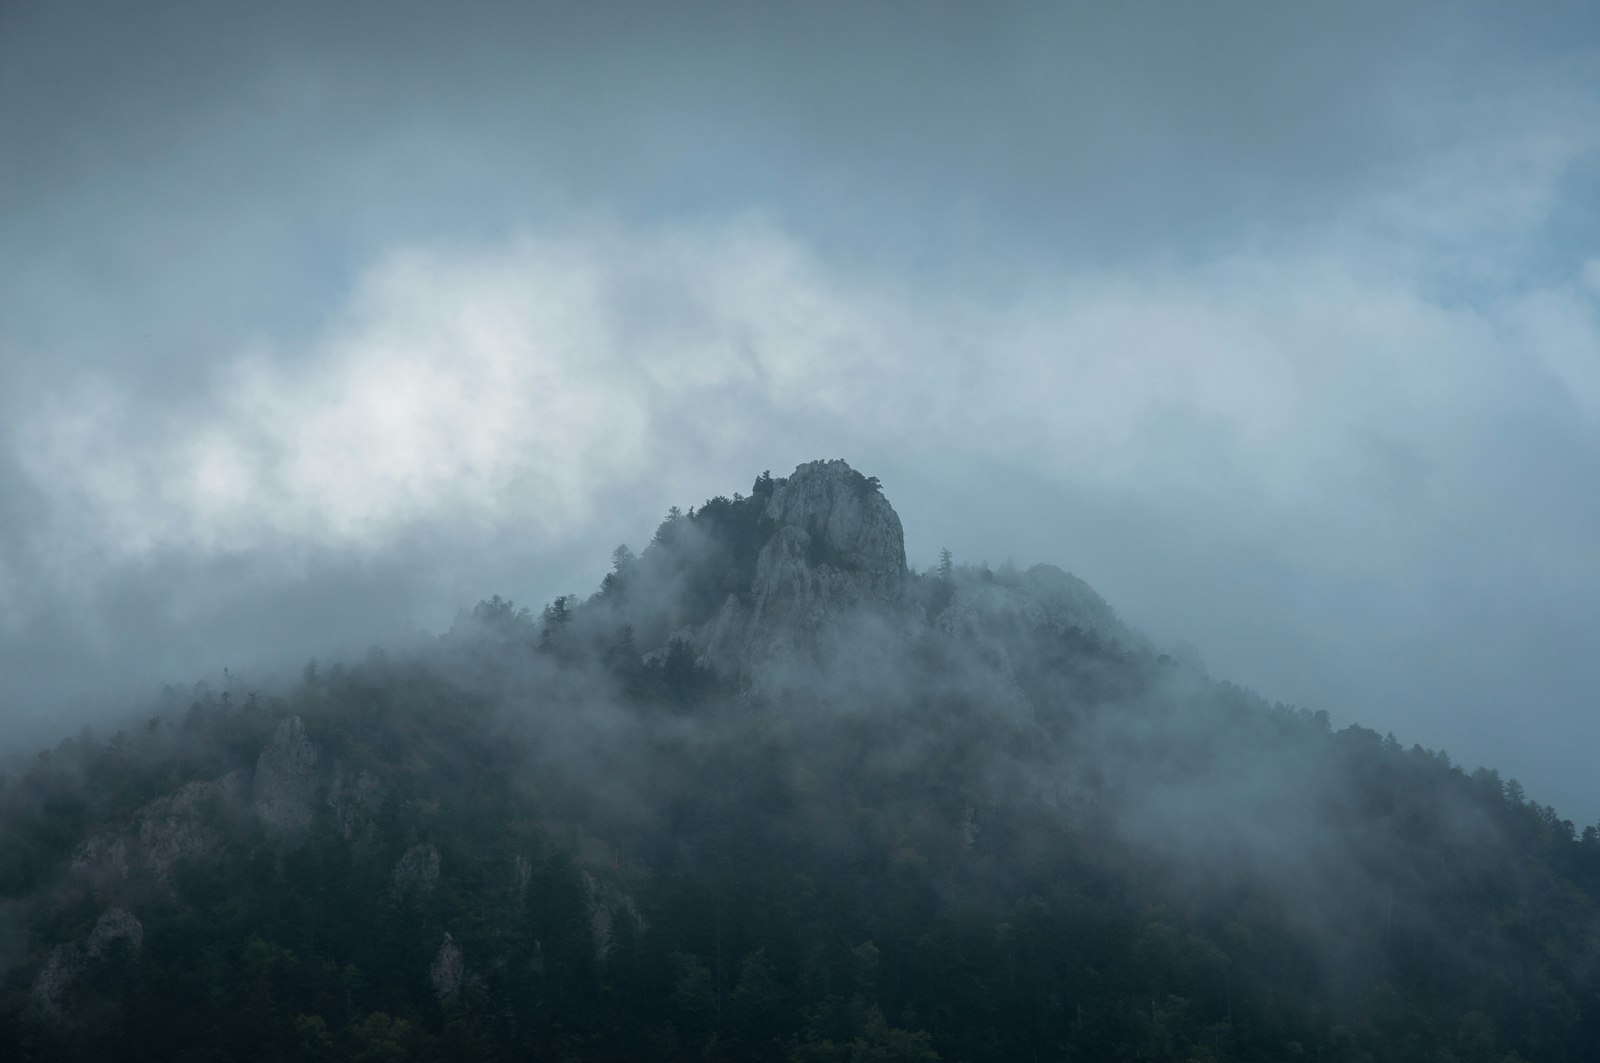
left=3, top=2, right=1600, bottom=817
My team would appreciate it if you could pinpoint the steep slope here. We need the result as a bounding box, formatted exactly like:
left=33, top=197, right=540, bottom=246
left=2, top=460, right=1598, bottom=1063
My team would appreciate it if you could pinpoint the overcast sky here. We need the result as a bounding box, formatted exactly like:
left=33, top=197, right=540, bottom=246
left=3, top=1, right=1599, bottom=816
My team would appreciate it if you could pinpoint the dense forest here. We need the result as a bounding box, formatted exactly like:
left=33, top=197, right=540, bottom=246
left=3, top=461, right=1598, bottom=1062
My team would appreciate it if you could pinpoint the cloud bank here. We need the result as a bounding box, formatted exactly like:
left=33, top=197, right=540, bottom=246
left=2, top=1, right=1599, bottom=818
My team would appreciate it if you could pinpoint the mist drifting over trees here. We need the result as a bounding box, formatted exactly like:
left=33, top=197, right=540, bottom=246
left=5, top=7, right=1600, bottom=1059
left=3, top=461, right=1598, bottom=1061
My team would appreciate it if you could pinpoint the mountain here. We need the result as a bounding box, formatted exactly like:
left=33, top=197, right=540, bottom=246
left=3, top=460, right=1598, bottom=1062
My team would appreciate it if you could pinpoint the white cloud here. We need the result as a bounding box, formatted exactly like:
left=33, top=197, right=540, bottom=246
left=1506, top=270, right=1600, bottom=422
left=11, top=221, right=911, bottom=563
left=14, top=214, right=1600, bottom=599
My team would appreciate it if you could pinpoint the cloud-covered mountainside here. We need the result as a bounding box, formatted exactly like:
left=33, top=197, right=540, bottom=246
left=3, top=459, right=1598, bottom=1061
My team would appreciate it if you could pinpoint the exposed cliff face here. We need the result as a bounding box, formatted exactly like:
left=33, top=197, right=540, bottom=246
left=761, top=460, right=906, bottom=581
left=31, top=908, right=143, bottom=1017
left=701, top=459, right=908, bottom=676
left=327, top=767, right=382, bottom=843
left=582, top=870, right=642, bottom=965
left=392, top=843, right=441, bottom=899
left=86, top=907, right=143, bottom=961
left=31, top=944, right=81, bottom=1017
left=253, top=715, right=319, bottom=837
left=683, top=461, right=1143, bottom=696
left=429, top=933, right=463, bottom=998
left=72, top=771, right=249, bottom=883
left=70, top=716, right=324, bottom=887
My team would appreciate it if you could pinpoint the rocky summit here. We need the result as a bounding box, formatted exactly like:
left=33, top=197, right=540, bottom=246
left=700, top=459, right=907, bottom=675
left=759, top=459, right=907, bottom=582
left=683, top=459, right=1135, bottom=687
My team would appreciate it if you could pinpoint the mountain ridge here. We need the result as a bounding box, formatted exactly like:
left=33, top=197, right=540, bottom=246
left=3, top=458, right=1598, bottom=1062
left=593, top=458, right=1144, bottom=692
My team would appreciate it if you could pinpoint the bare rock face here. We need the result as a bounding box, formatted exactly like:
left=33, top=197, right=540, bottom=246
left=328, top=768, right=382, bottom=842
left=589, top=894, right=614, bottom=962
left=583, top=870, right=642, bottom=964
left=429, top=933, right=463, bottom=998
left=71, top=833, right=129, bottom=881
left=703, top=460, right=907, bottom=675
left=392, top=843, right=441, bottom=899
left=138, top=774, right=249, bottom=873
left=760, top=459, right=906, bottom=582
left=72, top=771, right=248, bottom=883
left=253, top=716, right=319, bottom=836
left=31, top=944, right=82, bottom=1017
left=86, top=907, right=143, bottom=961
left=32, top=907, right=144, bottom=1017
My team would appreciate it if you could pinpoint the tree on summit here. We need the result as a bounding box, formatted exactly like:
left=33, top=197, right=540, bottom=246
left=601, top=545, right=636, bottom=598
left=540, top=595, right=575, bottom=649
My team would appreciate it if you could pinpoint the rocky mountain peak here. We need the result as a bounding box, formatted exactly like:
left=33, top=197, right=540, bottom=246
left=699, top=460, right=907, bottom=677
left=759, top=459, right=906, bottom=584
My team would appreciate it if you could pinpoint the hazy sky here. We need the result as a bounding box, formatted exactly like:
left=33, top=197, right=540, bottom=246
left=3, top=2, right=1600, bottom=815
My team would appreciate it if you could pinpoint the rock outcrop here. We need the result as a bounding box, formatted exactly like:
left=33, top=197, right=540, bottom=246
left=31, top=907, right=143, bottom=1017
left=253, top=715, right=319, bottom=836
left=86, top=907, right=143, bottom=961
left=429, top=933, right=463, bottom=998
left=702, top=459, right=908, bottom=675
left=392, top=843, right=441, bottom=899
left=616, top=457, right=1155, bottom=718
left=583, top=870, right=642, bottom=964
left=328, top=768, right=382, bottom=842
left=31, top=944, right=82, bottom=1017
left=512, top=854, right=533, bottom=901
left=760, top=460, right=906, bottom=581
left=676, top=460, right=1143, bottom=697
left=70, top=717, right=324, bottom=885
left=72, top=771, right=248, bottom=882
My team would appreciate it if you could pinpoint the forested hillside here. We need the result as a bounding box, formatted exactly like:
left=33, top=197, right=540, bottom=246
left=3, top=461, right=1597, bottom=1062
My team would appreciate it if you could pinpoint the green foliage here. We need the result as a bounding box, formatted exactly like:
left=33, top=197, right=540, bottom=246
left=840, top=467, right=882, bottom=498
left=688, top=492, right=778, bottom=611
left=345, top=1012, right=414, bottom=1063
left=788, top=999, right=939, bottom=1063
left=634, top=638, right=720, bottom=708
